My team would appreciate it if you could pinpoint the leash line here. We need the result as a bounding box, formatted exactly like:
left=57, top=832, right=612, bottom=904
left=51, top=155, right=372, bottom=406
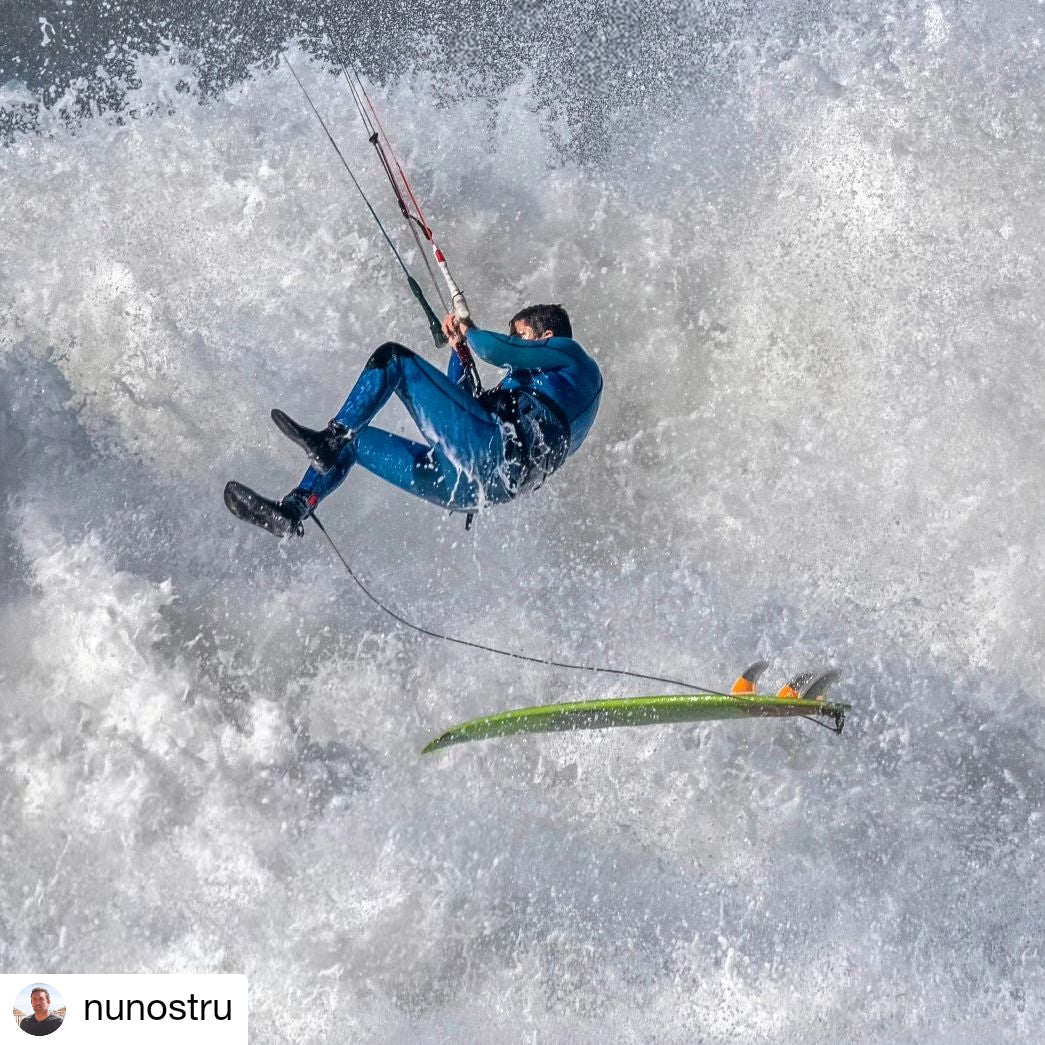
left=311, top=512, right=730, bottom=696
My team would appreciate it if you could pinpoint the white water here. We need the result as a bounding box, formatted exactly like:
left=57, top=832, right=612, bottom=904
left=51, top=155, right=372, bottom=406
left=1, top=3, right=1043, bottom=1041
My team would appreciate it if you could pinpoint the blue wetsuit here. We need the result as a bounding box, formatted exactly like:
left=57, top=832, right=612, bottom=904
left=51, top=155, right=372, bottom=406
left=293, top=327, right=602, bottom=513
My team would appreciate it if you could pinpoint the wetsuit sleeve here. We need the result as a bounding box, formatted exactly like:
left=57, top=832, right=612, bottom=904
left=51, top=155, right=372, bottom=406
left=465, top=327, right=581, bottom=372
left=446, top=350, right=465, bottom=385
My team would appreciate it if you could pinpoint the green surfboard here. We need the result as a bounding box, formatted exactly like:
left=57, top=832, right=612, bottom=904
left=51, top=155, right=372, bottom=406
left=423, top=692, right=850, bottom=753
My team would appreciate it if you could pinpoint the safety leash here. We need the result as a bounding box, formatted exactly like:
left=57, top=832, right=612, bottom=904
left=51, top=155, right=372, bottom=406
left=311, top=513, right=728, bottom=695
left=311, top=516, right=843, bottom=733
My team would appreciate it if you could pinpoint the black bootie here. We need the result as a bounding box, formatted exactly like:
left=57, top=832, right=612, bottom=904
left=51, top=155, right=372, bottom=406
left=224, top=481, right=310, bottom=538
left=271, top=409, right=350, bottom=474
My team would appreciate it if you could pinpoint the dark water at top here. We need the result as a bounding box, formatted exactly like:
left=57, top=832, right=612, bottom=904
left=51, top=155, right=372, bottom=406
left=1, top=1, right=841, bottom=150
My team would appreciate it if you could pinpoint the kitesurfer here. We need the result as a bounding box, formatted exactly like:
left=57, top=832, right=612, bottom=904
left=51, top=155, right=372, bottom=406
left=225, top=304, right=602, bottom=536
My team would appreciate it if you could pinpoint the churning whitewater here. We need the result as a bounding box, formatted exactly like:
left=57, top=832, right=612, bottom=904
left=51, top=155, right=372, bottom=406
left=1, top=1, right=1042, bottom=1041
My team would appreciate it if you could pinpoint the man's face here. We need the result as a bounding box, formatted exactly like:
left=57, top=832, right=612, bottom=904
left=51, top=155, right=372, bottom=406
left=511, top=320, right=552, bottom=341
left=30, top=991, right=49, bottom=1016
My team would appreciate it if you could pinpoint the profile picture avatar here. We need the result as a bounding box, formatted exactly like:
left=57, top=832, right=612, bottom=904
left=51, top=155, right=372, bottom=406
left=13, top=984, right=65, bottom=1036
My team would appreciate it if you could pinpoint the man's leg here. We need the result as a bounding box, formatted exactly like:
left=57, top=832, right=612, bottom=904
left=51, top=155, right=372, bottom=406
left=333, top=343, right=496, bottom=455
left=287, top=343, right=510, bottom=513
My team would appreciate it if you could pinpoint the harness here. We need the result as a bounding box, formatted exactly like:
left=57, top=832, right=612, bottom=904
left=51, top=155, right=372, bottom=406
left=479, top=385, right=572, bottom=493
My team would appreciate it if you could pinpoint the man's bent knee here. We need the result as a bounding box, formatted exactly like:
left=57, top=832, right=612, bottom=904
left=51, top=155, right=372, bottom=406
left=365, top=341, right=415, bottom=370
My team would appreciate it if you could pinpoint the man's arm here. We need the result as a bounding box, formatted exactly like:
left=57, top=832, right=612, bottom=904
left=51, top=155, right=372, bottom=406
left=446, top=349, right=465, bottom=384
left=464, top=327, right=581, bottom=372
left=441, top=313, right=475, bottom=387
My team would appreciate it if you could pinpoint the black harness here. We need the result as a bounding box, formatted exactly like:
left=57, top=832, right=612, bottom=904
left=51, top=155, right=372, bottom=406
left=479, top=385, right=572, bottom=494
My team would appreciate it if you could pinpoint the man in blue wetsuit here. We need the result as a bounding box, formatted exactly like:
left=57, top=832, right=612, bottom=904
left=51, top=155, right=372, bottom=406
left=224, top=303, right=602, bottom=537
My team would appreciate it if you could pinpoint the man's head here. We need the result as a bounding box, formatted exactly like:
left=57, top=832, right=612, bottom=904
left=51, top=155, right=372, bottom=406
left=30, top=988, right=50, bottom=1016
left=509, top=304, right=572, bottom=340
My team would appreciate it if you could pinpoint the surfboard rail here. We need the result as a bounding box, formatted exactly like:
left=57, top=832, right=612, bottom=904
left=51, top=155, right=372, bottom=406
left=423, top=691, right=850, bottom=753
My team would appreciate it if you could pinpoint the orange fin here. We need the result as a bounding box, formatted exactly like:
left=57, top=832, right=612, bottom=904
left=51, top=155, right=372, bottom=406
left=777, top=671, right=813, bottom=700
left=777, top=669, right=841, bottom=701
left=731, top=661, right=770, bottom=694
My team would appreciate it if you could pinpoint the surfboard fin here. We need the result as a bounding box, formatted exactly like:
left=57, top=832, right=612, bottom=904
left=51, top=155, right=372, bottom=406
left=799, top=669, right=841, bottom=701
left=731, top=661, right=770, bottom=694
left=777, top=668, right=841, bottom=701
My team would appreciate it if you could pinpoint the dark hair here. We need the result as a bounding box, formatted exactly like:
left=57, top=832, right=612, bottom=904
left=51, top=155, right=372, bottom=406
left=30, top=989, right=50, bottom=1002
left=509, top=303, right=572, bottom=339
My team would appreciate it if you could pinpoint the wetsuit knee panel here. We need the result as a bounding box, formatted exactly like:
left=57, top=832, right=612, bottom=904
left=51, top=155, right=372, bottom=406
left=366, top=341, right=415, bottom=370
